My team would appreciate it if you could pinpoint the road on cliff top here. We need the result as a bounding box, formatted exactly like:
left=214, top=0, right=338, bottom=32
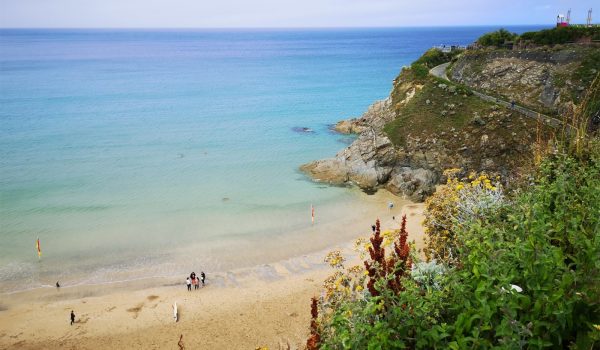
left=429, top=62, right=566, bottom=130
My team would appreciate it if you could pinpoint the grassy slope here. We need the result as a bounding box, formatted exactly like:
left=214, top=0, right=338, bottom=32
left=386, top=69, right=547, bottom=144
left=560, top=47, right=600, bottom=95
left=385, top=73, right=491, bottom=146
left=383, top=65, right=554, bottom=176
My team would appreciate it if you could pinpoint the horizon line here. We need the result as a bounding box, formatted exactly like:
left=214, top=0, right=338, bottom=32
left=0, top=24, right=553, bottom=30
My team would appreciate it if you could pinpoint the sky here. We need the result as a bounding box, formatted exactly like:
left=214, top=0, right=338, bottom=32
left=0, top=0, right=596, bottom=28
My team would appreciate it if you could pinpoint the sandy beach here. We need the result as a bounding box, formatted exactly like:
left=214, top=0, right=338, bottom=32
left=0, top=198, right=426, bottom=350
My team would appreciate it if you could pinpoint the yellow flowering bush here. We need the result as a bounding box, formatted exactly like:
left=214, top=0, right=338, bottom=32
left=353, top=237, right=370, bottom=259
left=324, top=250, right=345, bottom=269
left=424, top=169, right=504, bottom=264
left=423, top=169, right=461, bottom=263
left=320, top=253, right=367, bottom=321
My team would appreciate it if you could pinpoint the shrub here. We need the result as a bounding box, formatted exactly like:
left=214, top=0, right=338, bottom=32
left=310, top=141, right=600, bottom=349
left=411, top=260, right=445, bottom=291
left=410, top=63, right=429, bottom=79
left=477, top=28, right=517, bottom=47
left=520, top=26, right=600, bottom=45
left=423, top=169, right=504, bottom=265
left=414, top=48, right=462, bottom=69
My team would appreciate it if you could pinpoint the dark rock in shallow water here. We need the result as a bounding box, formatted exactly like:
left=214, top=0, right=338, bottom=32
left=292, top=127, right=315, bottom=133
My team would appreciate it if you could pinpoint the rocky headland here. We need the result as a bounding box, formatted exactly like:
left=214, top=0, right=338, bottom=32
left=301, top=96, right=437, bottom=202
left=301, top=45, right=598, bottom=201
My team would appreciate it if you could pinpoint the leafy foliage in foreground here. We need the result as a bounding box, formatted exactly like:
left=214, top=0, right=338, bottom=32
left=310, top=143, right=600, bottom=349
left=423, top=170, right=504, bottom=266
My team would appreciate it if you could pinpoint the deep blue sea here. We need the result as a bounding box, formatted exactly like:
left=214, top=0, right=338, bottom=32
left=0, top=26, right=545, bottom=292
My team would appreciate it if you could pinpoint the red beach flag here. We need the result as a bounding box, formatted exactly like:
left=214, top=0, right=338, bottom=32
left=36, top=238, right=41, bottom=259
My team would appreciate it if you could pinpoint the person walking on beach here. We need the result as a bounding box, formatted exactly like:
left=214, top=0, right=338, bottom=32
left=511, top=100, right=515, bottom=109
left=200, top=272, right=205, bottom=286
left=192, top=275, right=198, bottom=290
left=186, top=277, right=191, bottom=291
left=70, top=310, right=75, bottom=325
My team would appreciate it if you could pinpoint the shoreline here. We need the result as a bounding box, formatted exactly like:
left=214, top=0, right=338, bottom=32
left=0, top=200, right=426, bottom=349
left=0, top=188, right=404, bottom=295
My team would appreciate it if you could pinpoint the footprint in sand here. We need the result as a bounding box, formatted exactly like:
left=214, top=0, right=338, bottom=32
left=147, top=295, right=161, bottom=309
left=126, top=303, right=144, bottom=319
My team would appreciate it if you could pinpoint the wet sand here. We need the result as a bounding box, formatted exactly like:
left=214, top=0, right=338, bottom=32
left=0, top=200, right=426, bottom=349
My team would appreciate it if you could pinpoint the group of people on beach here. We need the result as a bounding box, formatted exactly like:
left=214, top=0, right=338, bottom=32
left=186, top=271, right=205, bottom=291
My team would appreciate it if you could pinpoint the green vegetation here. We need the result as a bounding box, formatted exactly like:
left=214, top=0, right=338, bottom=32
left=455, top=28, right=599, bottom=118
left=384, top=65, right=543, bottom=160
left=309, top=139, right=600, bottom=349
left=572, top=53, right=600, bottom=116
left=476, top=27, right=600, bottom=47
left=308, top=46, right=600, bottom=349
left=409, top=63, right=430, bottom=79
left=520, top=26, right=600, bottom=45
left=586, top=77, right=600, bottom=127
left=477, top=28, right=518, bottom=47
left=574, top=50, right=600, bottom=87
left=385, top=74, right=484, bottom=146
left=409, top=48, right=463, bottom=80
left=414, top=48, right=463, bottom=68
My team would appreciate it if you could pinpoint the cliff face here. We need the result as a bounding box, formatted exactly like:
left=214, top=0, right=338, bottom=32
left=300, top=98, right=410, bottom=195
left=301, top=76, right=442, bottom=202
left=301, top=48, right=568, bottom=202
left=450, top=47, right=599, bottom=115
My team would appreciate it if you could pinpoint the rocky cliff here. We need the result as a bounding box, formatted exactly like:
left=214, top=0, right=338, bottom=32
left=301, top=47, right=572, bottom=202
left=300, top=97, right=437, bottom=201
left=450, top=46, right=599, bottom=116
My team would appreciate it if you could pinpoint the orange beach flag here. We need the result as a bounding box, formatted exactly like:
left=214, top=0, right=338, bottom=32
left=311, top=204, right=315, bottom=224
left=36, top=238, right=41, bottom=259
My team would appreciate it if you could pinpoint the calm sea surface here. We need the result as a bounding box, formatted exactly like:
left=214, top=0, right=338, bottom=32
left=0, top=26, right=544, bottom=292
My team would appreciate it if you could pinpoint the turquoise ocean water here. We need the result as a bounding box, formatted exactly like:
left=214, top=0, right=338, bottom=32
left=0, top=27, right=543, bottom=292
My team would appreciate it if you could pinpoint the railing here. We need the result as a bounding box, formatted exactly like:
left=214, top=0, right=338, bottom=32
left=432, top=45, right=467, bottom=52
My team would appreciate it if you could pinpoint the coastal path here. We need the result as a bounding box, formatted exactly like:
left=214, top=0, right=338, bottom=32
left=429, top=62, right=565, bottom=130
